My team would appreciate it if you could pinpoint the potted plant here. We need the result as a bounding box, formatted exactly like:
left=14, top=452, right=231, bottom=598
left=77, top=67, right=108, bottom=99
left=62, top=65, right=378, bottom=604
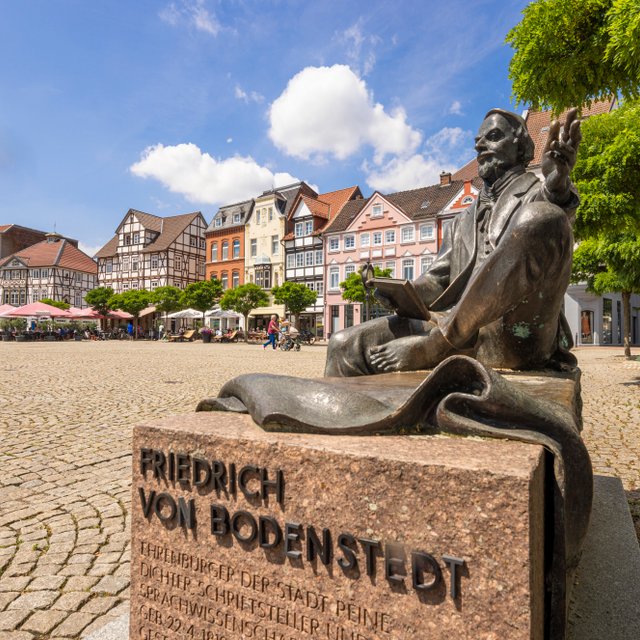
left=199, top=326, right=213, bottom=344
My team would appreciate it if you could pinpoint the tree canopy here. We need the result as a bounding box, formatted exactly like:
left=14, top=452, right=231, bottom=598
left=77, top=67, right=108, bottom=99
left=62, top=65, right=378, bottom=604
left=340, top=266, right=393, bottom=304
left=109, top=290, right=152, bottom=338
left=85, top=286, right=114, bottom=317
left=507, top=0, right=640, bottom=112
left=570, top=100, right=640, bottom=356
left=151, top=286, right=184, bottom=315
left=220, top=283, right=270, bottom=342
left=180, top=279, right=223, bottom=321
left=271, top=282, right=317, bottom=326
left=40, top=298, right=70, bottom=310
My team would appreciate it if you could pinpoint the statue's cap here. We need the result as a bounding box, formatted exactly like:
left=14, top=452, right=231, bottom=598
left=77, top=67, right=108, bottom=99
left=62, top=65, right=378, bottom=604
left=482, top=108, right=535, bottom=166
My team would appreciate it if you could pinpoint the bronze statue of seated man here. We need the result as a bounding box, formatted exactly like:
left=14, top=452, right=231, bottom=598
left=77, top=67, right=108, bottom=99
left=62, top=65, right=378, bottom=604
left=326, top=108, right=581, bottom=377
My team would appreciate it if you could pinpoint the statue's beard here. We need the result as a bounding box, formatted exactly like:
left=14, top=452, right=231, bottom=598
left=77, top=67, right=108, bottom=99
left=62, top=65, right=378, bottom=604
left=477, top=156, right=510, bottom=185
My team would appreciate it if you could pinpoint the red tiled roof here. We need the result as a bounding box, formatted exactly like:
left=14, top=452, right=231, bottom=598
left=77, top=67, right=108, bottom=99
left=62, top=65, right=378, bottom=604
left=1, top=239, right=97, bottom=273
left=0, top=225, right=12, bottom=233
left=323, top=197, right=369, bottom=233
left=453, top=98, right=617, bottom=180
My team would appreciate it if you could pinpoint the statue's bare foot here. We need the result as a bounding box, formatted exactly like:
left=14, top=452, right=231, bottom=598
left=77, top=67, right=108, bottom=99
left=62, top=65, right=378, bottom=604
left=369, top=335, right=431, bottom=373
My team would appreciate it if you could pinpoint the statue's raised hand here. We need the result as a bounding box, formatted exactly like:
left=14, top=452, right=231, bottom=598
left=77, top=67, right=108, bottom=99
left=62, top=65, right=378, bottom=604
left=542, top=108, right=581, bottom=201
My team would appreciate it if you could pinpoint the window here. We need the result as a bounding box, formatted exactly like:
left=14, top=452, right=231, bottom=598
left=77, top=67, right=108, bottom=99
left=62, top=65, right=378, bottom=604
left=373, top=232, right=382, bottom=246
left=371, top=204, right=383, bottom=218
left=250, top=239, right=257, bottom=257
left=287, top=254, right=295, bottom=269
left=360, top=233, right=370, bottom=248
left=133, top=232, right=140, bottom=244
left=123, top=282, right=130, bottom=291
left=233, top=213, right=241, bottom=223
left=461, top=195, right=474, bottom=205
left=221, top=272, right=228, bottom=289
left=315, top=250, right=323, bottom=265
left=124, top=234, right=131, bottom=246
left=105, top=260, right=113, bottom=274
left=151, top=254, right=159, bottom=269
left=295, top=222, right=304, bottom=237
left=401, top=226, right=415, bottom=243
left=32, top=269, right=40, bottom=278
left=296, top=253, right=304, bottom=267
left=271, top=235, right=279, bottom=255
left=345, top=264, right=356, bottom=277
left=329, top=267, right=340, bottom=290
left=305, top=221, right=313, bottom=235
left=344, top=235, right=355, bottom=250
left=175, top=255, right=181, bottom=270
left=421, top=256, right=434, bottom=274
left=385, top=229, right=396, bottom=244
left=132, top=255, right=139, bottom=271
left=268, top=207, right=273, bottom=221
left=215, top=218, right=222, bottom=227
left=305, top=251, right=314, bottom=266
left=402, top=258, right=414, bottom=280
left=199, top=261, right=205, bottom=276
left=122, top=256, right=130, bottom=271
left=232, top=271, right=239, bottom=288
left=328, top=237, right=339, bottom=252
left=255, top=267, right=271, bottom=289
left=256, top=210, right=261, bottom=224
left=41, top=268, right=48, bottom=278
left=233, top=239, right=240, bottom=259
left=385, top=261, right=396, bottom=277
left=75, top=272, right=82, bottom=282
left=222, top=241, right=229, bottom=260
left=199, top=238, right=206, bottom=249
left=211, top=243, right=218, bottom=262
left=420, top=224, right=435, bottom=241
left=151, top=281, right=159, bottom=289
left=316, top=281, right=323, bottom=296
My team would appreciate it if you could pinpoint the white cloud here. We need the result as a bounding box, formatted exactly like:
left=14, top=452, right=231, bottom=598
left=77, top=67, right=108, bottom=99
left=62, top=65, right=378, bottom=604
left=234, top=85, right=264, bottom=104
left=269, top=65, right=421, bottom=164
left=365, top=127, right=473, bottom=192
left=226, top=137, right=233, bottom=144
left=130, top=143, right=300, bottom=205
left=336, top=19, right=380, bottom=76
left=449, top=100, right=463, bottom=116
left=78, top=242, right=103, bottom=259
left=159, top=0, right=220, bottom=36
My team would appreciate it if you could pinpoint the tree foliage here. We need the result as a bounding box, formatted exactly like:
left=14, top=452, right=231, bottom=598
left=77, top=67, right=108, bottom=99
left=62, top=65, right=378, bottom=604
left=151, top=286, right=184, bottom=315
left=220, top=284, right=270, bottom=342
left=109, top=289, right=152, bottom=320
left=85, top=287, right=114, bottom=317
left=180, top=279, right=223, bottom=321
left=570, top=100, right=640, bottom=356
left=271, top=282, right=317, bottom=326
left=507, top=0, right=640, bottom=112
left=40, top=298, right=70, bottom=310
left=340, top=266, right=392, bottom=304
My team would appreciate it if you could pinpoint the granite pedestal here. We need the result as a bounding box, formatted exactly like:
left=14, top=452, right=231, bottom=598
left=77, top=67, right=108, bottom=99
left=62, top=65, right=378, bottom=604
left=130, top=413, right=546, bottom=640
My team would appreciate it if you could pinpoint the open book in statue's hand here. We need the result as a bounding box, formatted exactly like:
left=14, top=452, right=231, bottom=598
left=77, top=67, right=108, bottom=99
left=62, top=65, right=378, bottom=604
left=370, top=277, right=431, bottom=321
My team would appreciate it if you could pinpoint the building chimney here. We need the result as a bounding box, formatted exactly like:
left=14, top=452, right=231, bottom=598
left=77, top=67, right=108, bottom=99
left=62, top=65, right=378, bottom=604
left=440, top=171, right=452, bottom=186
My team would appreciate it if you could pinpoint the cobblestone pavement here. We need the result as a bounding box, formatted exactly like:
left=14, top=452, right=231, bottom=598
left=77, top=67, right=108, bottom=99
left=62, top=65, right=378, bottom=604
left=0, top=342, right=638, bottom=638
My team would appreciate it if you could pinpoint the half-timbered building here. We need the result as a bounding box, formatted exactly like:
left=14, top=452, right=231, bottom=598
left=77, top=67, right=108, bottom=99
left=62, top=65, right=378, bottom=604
left=0, top=232, right=97, bottom=306
left=95, top=209, right=207, bottom=293
left=206, top=199, right=253, bottom=288
left=283, top=186, right=362, bottom=336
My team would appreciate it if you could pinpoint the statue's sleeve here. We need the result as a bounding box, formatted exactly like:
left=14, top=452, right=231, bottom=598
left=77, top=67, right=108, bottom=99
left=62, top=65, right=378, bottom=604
left=412, top=216, right=456, bottom=306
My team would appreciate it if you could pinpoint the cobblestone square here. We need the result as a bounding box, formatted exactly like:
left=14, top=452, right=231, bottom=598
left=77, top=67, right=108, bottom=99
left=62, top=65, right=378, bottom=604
left=0, top=342, right=638, bottom=638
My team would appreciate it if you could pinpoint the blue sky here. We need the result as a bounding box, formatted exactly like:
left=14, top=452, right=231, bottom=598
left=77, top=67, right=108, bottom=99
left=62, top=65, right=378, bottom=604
left=0, top=0, right=529, bottom=255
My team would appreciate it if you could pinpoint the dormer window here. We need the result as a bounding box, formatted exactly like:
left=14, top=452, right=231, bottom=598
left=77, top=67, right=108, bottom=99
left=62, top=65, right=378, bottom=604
left=215, top=218, right=222, bottom=227
left=371, top=204, right=383, bottom=218
left=233, top=213, right=241, bottom=223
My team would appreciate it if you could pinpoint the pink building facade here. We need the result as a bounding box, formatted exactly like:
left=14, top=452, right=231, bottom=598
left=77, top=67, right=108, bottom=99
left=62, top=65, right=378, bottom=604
left=323, top=177, right=479, bottom=337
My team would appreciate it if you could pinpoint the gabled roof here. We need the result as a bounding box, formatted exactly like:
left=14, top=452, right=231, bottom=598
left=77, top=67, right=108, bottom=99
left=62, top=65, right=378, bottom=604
left=453, top=98, right=617, bottom=181
left=323, top=197, right=369, bottom=233
left=255, top=182, right=318, bottom=219
left=206, top=199, right=254, bottom=233
left=283, top=186, right=363, bottom=240
left=95, top=211, right=204, bottom=258
left=0, top=237, right=97, bottom=273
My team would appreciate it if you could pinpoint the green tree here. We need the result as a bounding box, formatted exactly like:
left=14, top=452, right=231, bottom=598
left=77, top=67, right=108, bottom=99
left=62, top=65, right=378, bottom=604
left=571, top=100, right=640, bottom=357
left=220, top=284, right=270, bottom=342
left=109, top=289, right=152, bottom=340
left=271, top=282, right=317, bottom=328
left=180, top=279, right=223, bottom=324
left=340, top=265, right=392, bottom=322
left=507, top=0, right=640, bottom=112
left=152, top=286, right=184, bottom=315
left=85, top=287, right=115, bottom=317
left=40, top=298, right=70, bottom=310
